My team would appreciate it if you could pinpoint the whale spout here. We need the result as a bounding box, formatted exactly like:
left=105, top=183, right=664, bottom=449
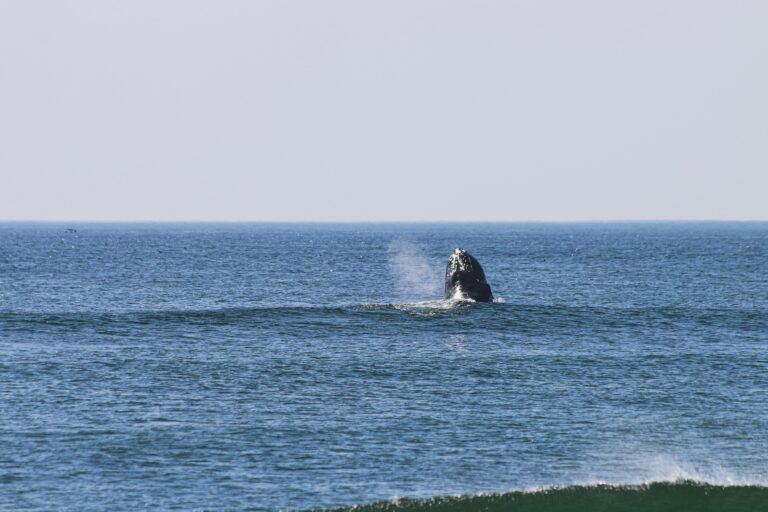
left=444, top=248, right=494, bottom=302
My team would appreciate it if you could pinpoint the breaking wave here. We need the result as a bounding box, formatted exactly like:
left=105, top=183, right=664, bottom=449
left=320, top=480, right=768, bottom=512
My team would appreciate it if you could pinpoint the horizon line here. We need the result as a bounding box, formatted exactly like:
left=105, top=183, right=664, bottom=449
left=2, top=219, right=767, bottom=224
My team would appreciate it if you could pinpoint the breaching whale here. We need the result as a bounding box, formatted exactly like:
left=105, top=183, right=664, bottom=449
left=444, top=248, right=494, bottom=302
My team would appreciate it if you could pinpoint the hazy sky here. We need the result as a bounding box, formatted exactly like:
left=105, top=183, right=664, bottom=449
left=1, top=1, right=766, bottom=221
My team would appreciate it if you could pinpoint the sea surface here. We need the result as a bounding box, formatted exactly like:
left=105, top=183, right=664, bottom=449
left=1, top=222, right=767, bottom=511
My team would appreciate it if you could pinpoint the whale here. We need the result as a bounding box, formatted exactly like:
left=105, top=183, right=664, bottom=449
left=444, top=248, right=494, bottom=302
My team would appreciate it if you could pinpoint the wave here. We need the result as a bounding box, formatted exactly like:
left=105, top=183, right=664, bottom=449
left=1, top=302, right=765, bottom=332
left=0, top=299, right=477, bottom=328
left=319, top=480, right=768, bottom=512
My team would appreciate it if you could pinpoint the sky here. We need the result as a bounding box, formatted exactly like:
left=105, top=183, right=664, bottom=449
left=1, top=1, right=766, bottom=221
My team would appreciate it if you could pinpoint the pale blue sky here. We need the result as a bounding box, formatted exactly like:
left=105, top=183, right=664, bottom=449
left=1, top=1, right=766, bottom=221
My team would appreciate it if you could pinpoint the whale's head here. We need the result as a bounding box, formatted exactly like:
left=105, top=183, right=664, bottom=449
left=444, top=248, right=493, bottom=302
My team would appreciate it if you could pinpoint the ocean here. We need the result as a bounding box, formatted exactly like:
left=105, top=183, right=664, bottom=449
left=1, top=222, right=767, bottom=511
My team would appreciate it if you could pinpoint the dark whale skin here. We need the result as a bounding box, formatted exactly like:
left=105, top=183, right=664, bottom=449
left=444, top=248, right=494, bottom=302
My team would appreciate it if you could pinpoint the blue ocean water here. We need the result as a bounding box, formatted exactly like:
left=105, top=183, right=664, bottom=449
left=1, top=222, right=767, bottom=511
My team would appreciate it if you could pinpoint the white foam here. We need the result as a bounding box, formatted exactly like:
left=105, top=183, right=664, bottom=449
left=574, top=445, right=768, bottom=487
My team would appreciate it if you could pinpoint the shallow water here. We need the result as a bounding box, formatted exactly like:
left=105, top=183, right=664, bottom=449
left=1, top=222, right=767, bottom=510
